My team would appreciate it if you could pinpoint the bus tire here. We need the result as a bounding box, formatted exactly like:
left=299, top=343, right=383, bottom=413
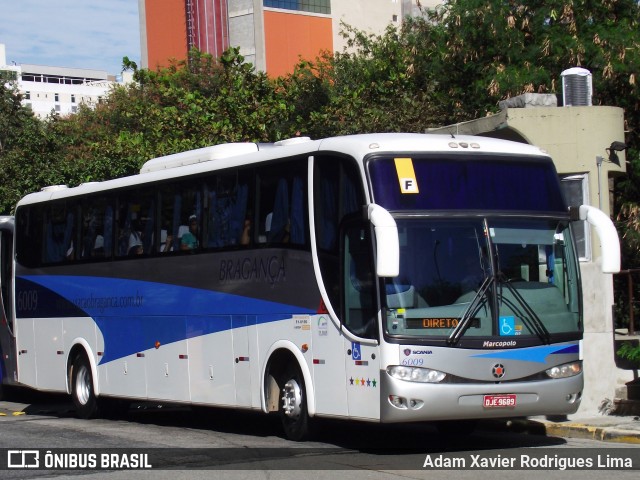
left=71, top=355, right=99, bottom=419
left=279, top=364, right=311, bottom=441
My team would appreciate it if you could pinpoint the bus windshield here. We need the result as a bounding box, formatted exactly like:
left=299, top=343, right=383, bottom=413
left=368, top=153, right=567, bottom=213
left=383, top=218, right=581, bottom=342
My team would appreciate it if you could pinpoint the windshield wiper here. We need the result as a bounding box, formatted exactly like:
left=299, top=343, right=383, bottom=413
left=497, top=275, right=551, bottom=344
left=447, top=275, right=493, bottom=346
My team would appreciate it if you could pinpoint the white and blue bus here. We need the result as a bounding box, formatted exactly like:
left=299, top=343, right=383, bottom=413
left=0, top=133, right=620, bottom=440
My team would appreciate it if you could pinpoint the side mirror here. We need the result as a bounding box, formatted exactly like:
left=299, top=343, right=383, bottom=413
left=367, top=204, right=399, bottom=277
left=577, top=205, right=621, bottom=273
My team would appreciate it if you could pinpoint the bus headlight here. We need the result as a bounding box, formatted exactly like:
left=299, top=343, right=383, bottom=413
left=387, top=366, right=446, bottom=383
left=546, top=361, right=582, bottom=379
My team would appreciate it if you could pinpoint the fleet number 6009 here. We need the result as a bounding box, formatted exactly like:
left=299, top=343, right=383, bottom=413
left=16, top=290, right=38, bottom=312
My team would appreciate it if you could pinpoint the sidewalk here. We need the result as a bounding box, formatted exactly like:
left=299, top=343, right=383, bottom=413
left=483, top=401, right=640, bottom=445
left=529, top=413, right=640, bottom=444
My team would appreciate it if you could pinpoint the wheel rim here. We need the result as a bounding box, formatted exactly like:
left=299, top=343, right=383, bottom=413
left=281, top=378, right=302, bottom=420
left=75, top=364, right=91, bottom=406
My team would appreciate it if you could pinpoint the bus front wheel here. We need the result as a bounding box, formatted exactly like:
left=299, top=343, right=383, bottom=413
left=71, top=355, right=99, bottom=419
left=279, top=365, right=311, bottom=441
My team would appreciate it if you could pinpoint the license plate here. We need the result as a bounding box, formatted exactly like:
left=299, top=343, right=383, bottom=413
left=483, top=394, right=517, bottom=408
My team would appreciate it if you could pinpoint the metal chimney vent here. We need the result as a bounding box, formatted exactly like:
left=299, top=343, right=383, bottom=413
left=561, top=67, right=592, bottom=106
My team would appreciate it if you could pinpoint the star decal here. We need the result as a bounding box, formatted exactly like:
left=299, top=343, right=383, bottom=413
left=347, top=377, right=378, bottom=387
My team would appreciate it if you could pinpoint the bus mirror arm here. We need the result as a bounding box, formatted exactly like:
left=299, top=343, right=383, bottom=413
left=367, top=204, right=399, bottom=278
left=578, top=204, right=621, bottom=274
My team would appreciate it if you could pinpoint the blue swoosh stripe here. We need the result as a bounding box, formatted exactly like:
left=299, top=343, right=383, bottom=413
left=22, top=275, right=315, bottom=364
left=471, top=344, right=579, bottom=364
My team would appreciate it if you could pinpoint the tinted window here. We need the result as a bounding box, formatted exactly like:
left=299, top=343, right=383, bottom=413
left=368, top=154, right=567, bottom=213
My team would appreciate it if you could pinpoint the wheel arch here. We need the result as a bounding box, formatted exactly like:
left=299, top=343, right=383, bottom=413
left=66, top=339, right=99, bottom=396
left=261, top=341, right=315, bottom=417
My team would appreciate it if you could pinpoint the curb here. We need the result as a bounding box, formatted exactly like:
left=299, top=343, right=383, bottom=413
left=531, top=420, right=640, bottom=445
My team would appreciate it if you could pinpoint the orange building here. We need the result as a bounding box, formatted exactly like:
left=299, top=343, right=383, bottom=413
left=139, top=1, right=428, bottom=77
left=263, top=9, right=332, bottom=77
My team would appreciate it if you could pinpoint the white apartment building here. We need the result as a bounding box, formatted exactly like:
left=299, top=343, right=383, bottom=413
left=1, top=43, right=119, bottom=119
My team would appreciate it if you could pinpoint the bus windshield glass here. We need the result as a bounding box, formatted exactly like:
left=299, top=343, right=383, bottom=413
left=382, top=218, right=581, bottom=341
left=367, top=154, right=581, bottom=343
left=368, top=153, right=567, bottom=213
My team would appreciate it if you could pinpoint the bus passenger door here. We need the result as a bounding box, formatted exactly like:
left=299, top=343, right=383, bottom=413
left=0, top=226, right=17, bottom=385
left=342, top=220, right=381, bottom=421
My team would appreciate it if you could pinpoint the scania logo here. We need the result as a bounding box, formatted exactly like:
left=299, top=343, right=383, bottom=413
left=403, top=349, right=412, bottom=357
left=492, top=364, right=506, bottom=378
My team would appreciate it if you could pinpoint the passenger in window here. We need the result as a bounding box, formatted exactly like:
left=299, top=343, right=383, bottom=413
left=92, top=235, right=105, bottom=257
left=128, top=237, right=143, bottom=255
left=240, top=214, right=252, bottom=246
left=180, top=215, right=199, bottom=251
left=128, top=220, right=144, bottom=255
left=161, top=232, right=173, bottom=252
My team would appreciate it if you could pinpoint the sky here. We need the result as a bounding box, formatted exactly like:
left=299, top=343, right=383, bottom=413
left=0, top=0, right=141, bottom=76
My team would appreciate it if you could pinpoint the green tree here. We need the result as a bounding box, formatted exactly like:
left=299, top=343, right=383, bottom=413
left=391, top=0, right=640, bottom=129
left=47, top=48, right=291, bottom=186
left=0, top=73, right=67, bottom=213
left=279, top=22, right=442, bottom=137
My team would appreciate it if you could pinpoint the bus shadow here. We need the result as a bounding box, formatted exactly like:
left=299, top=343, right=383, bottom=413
left=4, top=389, right=568, bottom=453
left=309, top=418, right=567, bottom=454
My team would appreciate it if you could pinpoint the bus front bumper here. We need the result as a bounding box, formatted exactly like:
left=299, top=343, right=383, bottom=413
left=379, top=371, right=583, bottom=423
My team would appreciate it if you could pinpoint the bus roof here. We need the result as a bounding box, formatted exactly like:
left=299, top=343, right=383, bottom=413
left=16, top=133, right=549, bottom=207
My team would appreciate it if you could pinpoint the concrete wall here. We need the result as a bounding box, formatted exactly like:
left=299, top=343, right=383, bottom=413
left=505, top=106, right=626, bottom=220
left=228, top=0, right=263, bottom=71
left=331, top=0, right=402, bottom=53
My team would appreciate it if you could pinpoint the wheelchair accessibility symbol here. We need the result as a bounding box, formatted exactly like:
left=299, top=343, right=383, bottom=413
left=499, top=316, right=516, bottom=336
left=351, top=342, right=361, bottom=360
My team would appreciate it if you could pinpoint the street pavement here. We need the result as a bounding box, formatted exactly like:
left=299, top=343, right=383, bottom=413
left=1, top=395, right=640, bottom=445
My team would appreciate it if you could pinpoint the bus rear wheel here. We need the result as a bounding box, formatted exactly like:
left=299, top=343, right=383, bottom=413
left=71, top=355, right=99, bottom=419
left=279, top=365, right=311, bottom=441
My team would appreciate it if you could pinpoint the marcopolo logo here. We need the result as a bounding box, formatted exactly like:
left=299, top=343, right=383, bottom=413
left=492, top=363, right=506, bottom=379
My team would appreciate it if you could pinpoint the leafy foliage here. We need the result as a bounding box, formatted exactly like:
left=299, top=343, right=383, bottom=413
left=0, top=74, right=68, bottom=213
left=50, top=48, right=292, bottom=184
left=278, top=22, right=442, bottom=137
left=0, top=49, right=296, bottom=213
left=617, top=341, right=640, bottom=364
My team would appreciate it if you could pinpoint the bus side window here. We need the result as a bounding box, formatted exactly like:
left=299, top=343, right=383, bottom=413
left=290, top=176, right=305, bottom=245
left=116, top=189, right=155, bottom=257
left=342, top=220, right=377, bottom=340
left=205, top=172, right=250, bottom=248
left=80, top=196, right=111, bottom=259
left=314, top=154, right=365, bottom=321
left=268, top=178, right=290, bottom=243
left=257, top=162, right=306, bottom=247
left=45, top=204, right=74, bottom=263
